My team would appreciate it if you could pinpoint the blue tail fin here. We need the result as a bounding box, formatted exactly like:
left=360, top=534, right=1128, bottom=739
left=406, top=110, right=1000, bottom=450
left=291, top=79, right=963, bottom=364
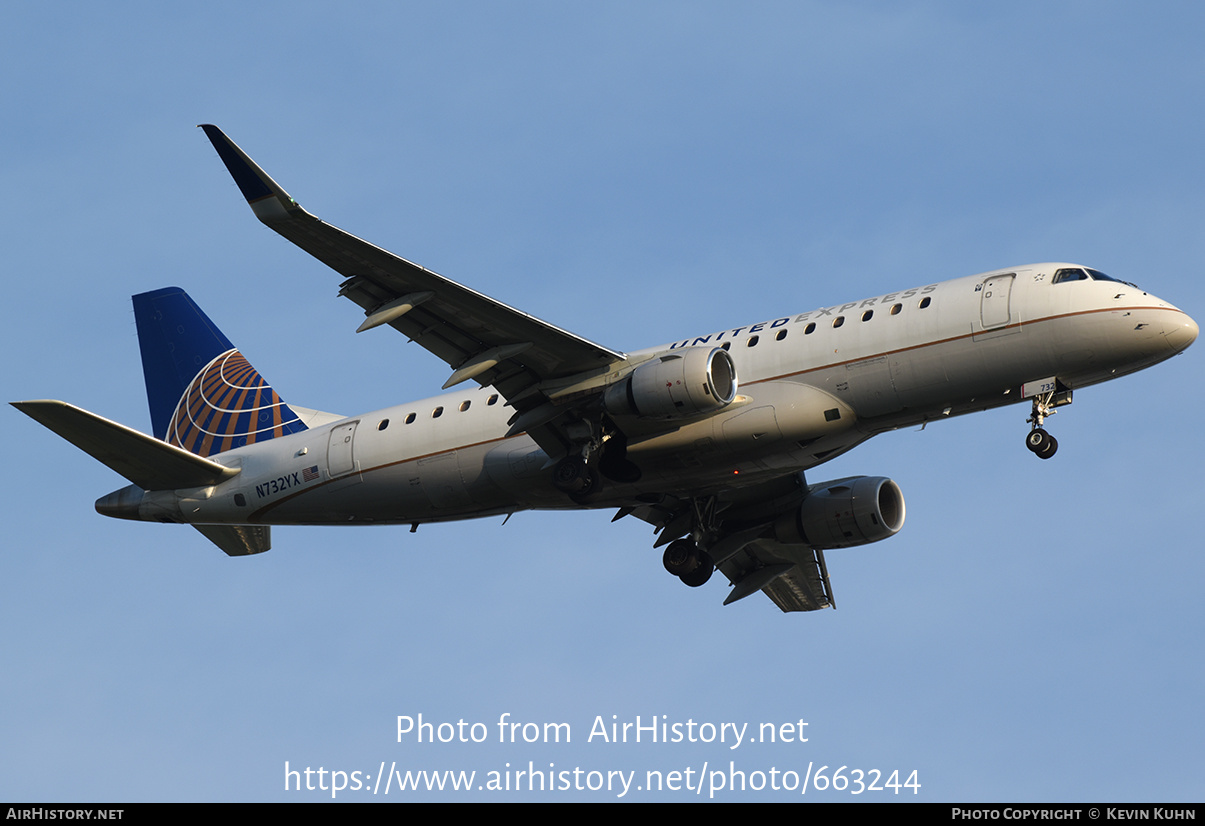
left=132, top=287, right=307, bottom=457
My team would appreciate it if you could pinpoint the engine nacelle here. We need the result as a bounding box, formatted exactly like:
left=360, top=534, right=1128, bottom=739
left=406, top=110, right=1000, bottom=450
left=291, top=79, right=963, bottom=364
left=604, top=347, right=737, bottom=420
left=774, top=476, right=905, bottom=549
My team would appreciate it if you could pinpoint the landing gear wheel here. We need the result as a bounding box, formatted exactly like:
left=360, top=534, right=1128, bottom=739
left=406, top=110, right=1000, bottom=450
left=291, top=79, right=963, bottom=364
left=551, top=456, right=590, bottom=493
left=568, top=467, right=603, bottom=504
left=679, top=563, right=714, bottom=588
left=1036, top=434, right=1058, bottom=460
left=1025, top=428, right=1052, bottom=454
left=663, top=540, right=714, bottom=587
left=663, top=538, right=702, bottom=576
left=1025, top=428, right=1058, bottom=458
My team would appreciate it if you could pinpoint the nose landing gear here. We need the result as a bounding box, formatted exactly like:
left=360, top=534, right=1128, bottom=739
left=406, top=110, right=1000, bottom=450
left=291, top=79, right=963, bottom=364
left=1023, top=379, right=1072, bottom=460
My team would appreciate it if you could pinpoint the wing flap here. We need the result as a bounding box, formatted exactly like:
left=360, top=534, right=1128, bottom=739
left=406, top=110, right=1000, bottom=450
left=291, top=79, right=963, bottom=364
left=758, top=556, right=833, bottom=612
left=717, top=538, right=834, bottom=613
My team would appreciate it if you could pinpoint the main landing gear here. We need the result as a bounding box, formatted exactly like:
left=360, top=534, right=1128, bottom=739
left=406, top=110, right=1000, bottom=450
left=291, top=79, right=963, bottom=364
left=550, top=425, right=641, bottom=502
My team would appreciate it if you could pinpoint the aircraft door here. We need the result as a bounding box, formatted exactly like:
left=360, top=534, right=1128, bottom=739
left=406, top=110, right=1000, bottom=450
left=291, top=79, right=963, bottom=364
left=327, top=421, right=359, bottom=478
left=980, top=274, right=1014, bottom=329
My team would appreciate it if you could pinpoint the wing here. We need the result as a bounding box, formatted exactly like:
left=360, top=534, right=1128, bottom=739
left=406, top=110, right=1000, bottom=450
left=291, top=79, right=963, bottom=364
left=199, top=125, right=627, bottom=456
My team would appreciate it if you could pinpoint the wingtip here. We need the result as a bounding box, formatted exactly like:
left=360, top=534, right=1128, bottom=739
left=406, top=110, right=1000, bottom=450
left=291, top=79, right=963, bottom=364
left=12, top=399, right=64, bottom=412
left=197, top=124, right=223, bottom=141
left=199, top=125, right=302, bottom=220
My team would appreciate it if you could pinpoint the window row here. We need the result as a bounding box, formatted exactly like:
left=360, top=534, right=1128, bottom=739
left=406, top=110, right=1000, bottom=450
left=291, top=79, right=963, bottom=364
left=720, top=296, right=932, bottom=349
left=377, top=393, right=500, bottom=430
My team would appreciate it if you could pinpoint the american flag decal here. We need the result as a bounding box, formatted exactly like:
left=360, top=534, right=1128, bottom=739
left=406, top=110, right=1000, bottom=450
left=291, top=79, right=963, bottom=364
left=303, top=465, right=320, bottom=482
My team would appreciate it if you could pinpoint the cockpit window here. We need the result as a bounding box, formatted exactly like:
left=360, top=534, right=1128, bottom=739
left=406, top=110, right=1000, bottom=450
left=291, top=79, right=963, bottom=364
left=1053, top=268, right=1089, bottom=283
left=1085, top=268, right=1137, bottom=287
left=1054, top=266, right=1138, bottom=287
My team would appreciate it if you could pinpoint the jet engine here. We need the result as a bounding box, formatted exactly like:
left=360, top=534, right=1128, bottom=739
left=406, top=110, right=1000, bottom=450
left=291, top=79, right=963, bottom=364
left=604, top=347, right=737, bottom=420
left=774, top=476, right=905, bottom=549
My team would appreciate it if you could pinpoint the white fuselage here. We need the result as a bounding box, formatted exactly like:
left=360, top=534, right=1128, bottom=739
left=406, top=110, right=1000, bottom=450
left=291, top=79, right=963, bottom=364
left=156, top=264, right=1196, bottom=528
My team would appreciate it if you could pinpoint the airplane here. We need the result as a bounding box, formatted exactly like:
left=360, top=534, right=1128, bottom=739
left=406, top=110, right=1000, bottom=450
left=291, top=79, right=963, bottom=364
left=13, top=125, right=1199, bottom=613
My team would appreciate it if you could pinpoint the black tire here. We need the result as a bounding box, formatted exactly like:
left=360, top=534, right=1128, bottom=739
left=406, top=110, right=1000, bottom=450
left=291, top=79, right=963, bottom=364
left=663, top=538, right=701, bottom=576
left=679, top=563, right=714, bottom=587
left=569, top=468, right=603, bottom=504
left=551, top=456, right=588, bottom=493
left=1026, top=429, right=1051, bottom=454
left=1036, top=434, right=1058, bottom=460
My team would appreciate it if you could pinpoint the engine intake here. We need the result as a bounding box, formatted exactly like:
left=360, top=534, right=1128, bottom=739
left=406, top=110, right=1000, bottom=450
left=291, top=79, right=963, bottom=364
left=775, top=476, right=905, bottom=549
left=604, top=347, right=737, bottom=420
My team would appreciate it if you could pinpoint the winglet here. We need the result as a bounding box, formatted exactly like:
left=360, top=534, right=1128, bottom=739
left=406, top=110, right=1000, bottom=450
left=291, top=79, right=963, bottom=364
left=198, top=125, right=306, bottom=223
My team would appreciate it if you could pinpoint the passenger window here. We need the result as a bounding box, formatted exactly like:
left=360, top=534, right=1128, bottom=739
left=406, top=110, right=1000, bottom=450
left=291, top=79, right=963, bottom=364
left=832, top=316, right=845, bottom=328
left=432, top=406, right=443, bottom=419
left=377, top=419, right=389, bottom=431
left=890, top=303, right=902, bottom=315
left=776, top=329, right=787, bottom=341
left=721, top=341, right=731, bottom=350
left=747, top=335, right=759, bottom=347
left=918, top=297, right=931, bottom=309
left=405, top=412, right=416, bottom=424
left=487, top=394, right=499, bottom=405
left=804, top=323, right=816, bottom=334
left=459, top=401, right=471, bottom=412
left=861, top=310, right=873, bottom=322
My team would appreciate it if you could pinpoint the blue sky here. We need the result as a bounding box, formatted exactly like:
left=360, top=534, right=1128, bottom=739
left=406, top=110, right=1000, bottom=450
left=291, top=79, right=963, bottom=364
left=2, top=2, right=1202, bottom=802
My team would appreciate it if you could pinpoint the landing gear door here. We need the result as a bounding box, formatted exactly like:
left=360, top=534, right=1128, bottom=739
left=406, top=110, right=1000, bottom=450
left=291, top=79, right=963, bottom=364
left=327, top=420, right=360, bottom=479
left=980, top=274, right=1014, bottom=329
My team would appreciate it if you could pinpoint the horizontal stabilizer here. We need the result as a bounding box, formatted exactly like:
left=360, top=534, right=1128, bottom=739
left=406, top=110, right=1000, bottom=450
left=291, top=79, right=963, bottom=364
left=12, top=400, right=239, bottom=491
left=193, top=524, right=271, bottom=556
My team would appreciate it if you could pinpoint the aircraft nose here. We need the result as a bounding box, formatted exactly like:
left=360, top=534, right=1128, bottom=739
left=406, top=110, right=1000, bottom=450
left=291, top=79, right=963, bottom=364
left=1165, top=312, right=1199, bottom=353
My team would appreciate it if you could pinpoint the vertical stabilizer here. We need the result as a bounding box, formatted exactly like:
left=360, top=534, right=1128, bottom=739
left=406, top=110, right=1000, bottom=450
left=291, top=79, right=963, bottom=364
left=133, top=287, right=307, bottom=457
